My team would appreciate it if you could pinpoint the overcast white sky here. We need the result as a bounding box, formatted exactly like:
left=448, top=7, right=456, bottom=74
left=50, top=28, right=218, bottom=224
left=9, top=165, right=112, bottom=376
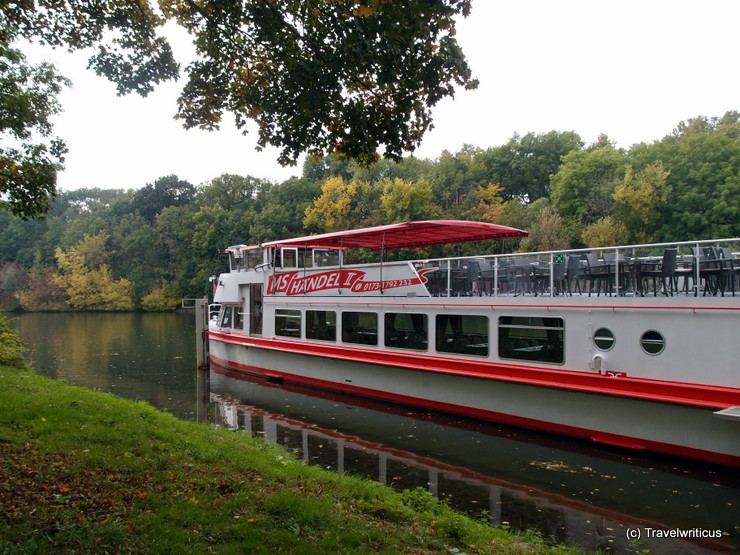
left=24, top=0, right=740, bottom=191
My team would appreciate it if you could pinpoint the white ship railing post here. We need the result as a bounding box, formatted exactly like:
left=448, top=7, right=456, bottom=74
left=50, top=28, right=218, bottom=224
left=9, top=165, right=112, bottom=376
left=694, top=242, right=701, bottom=296
left=614, top=248, right=620, bottom=296
left=494, top=257, right=499, bottom=296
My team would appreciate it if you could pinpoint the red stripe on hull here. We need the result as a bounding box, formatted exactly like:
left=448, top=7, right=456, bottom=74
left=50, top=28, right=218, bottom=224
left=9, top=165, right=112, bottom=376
left=209, top=331, right=740, bottom=409
left=208, top=351, right=740, bottom=469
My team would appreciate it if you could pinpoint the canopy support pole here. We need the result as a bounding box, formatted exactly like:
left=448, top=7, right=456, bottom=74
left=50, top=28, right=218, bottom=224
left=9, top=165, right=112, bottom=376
left=380, top=232, right=386, bottom=294
left=338, top=238, right=344, bottom=294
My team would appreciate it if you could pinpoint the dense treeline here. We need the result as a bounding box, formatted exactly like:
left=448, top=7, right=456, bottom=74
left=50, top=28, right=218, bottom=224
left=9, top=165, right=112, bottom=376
left=1, top=112, right=738, bottom=311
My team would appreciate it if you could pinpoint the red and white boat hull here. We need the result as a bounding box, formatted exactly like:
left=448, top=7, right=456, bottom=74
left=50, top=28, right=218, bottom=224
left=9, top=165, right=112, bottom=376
left=208, top=332, right=740, bottom=468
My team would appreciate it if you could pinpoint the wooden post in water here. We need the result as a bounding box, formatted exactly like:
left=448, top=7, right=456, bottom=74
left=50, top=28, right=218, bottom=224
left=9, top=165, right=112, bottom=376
left=195, top=297, right=210, bottom=370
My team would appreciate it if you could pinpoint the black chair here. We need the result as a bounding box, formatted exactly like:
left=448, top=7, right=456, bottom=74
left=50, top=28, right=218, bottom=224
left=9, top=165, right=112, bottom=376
left=566, top=255, right=582, bottom=295
left=425, top=268, right=445, bottom=296
left=693, top=247, right=723, bottom=296
left=533, top=262, right=566, bottom=296
left=466, top=260, right=481, bottom=296
left=641, top=248, right=677, bottom=296
left=477, top=259, right=493, bottom=295
left=585, top=254, right=612, bottom=296
left=719, top=247, right=738, bottom=296
left=674, top=255, right=694, bottom=294
left=510, top=259, right=533, bottom=295
left=492, top=259, right=515, bottom=295
left=451, top=267, right=468, bottom=296
left=430, top=266, right=451, bottom=297
left=553, top=262, right=567, bottom=295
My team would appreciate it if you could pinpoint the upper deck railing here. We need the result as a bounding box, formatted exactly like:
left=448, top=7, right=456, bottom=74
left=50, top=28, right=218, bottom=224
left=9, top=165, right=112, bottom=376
left=416, top=238, right=740, bottom=298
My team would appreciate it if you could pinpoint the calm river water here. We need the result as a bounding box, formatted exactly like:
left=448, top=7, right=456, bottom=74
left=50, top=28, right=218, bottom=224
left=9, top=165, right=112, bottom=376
left=10, top=312, right=740, bottom=554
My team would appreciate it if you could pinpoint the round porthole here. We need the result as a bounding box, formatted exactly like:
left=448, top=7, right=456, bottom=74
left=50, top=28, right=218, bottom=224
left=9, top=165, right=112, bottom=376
left=640, top=330, right=665, bottom=355
left=593, top=328, right=615, bottom=351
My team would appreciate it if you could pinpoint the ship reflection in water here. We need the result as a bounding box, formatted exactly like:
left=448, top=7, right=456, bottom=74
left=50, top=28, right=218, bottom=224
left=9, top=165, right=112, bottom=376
left=200, top=369, right=739, bottom=554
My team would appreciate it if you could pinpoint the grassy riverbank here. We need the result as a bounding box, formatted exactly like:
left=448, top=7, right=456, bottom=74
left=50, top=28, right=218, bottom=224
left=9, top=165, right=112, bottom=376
left=0, top=364, right=579, bottom=554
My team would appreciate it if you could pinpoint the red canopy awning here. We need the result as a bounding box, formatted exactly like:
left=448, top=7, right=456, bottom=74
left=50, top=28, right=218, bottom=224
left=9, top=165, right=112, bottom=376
left=262, top=220, right=527, bottom=251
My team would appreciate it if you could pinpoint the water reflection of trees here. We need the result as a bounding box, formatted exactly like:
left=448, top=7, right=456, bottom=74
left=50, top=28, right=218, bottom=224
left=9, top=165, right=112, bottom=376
left=13, top=313, right=197, bottom=418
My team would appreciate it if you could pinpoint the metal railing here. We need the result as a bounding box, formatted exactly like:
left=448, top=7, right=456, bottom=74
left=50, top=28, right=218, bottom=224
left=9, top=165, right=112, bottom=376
left=416, top=238, right=740, bottom=298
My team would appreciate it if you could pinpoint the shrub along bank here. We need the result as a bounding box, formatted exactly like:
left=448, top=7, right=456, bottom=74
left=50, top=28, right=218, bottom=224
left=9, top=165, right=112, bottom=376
left=0, top=363, right=580, bottom=554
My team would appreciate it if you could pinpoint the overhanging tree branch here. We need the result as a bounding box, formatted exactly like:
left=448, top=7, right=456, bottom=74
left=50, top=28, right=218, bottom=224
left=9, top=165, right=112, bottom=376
left=1, top=0, right=477, bottom=219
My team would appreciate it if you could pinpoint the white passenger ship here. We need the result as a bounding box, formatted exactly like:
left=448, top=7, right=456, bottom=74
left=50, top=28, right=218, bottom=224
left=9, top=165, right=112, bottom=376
left=208, top=220, right=740, bottom=468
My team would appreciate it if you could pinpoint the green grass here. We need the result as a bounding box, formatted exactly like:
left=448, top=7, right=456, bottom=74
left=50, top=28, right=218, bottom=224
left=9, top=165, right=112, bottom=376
left=0, top=364, right=581, bottom=554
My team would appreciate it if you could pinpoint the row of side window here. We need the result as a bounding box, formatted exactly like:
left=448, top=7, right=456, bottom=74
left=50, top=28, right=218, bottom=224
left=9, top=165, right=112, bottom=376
left=276, top=309, right=565, bottom=364
left=221, top=305, right=665, bottom=360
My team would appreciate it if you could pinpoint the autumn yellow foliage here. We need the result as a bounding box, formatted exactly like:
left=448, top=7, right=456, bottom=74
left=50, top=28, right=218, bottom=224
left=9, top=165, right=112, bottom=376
left=53, top=233, right=134, bottom=311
